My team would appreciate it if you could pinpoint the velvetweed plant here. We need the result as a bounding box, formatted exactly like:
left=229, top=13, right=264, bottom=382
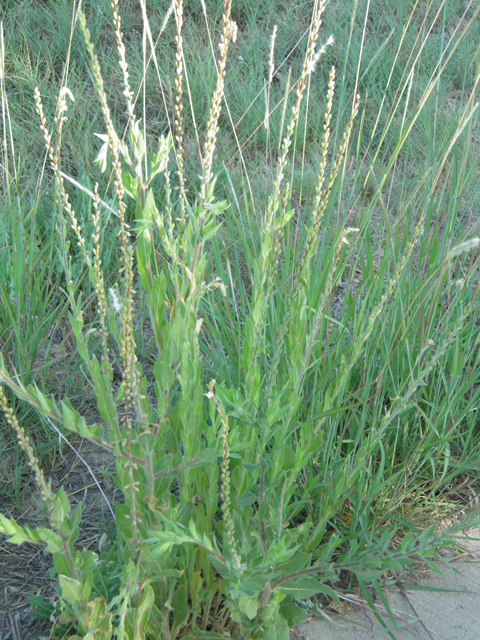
left=1, top=0, right=480, bottom=639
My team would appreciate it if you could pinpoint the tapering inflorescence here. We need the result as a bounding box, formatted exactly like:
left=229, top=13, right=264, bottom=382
left=112, top=0, right=135, bottom=122
left=188, top=0, right=238, bottom=280
left=31, top=9, right=145, bottom=545
left=200, top=0, right=237, bottom=206
left=35, top=86, right=91, bottom=278
left=264, top=24, right=277, bottom=138
left=247, top=0, right=337, bottom=400
left=299, top=91, right=361, bottom=282
left=305, top=66, right=336, bottom=260
left=267, top=184, right=292, bottom=298
left=207, top=380, right=242, bottom=572
left=0, top=386, right=55, bottom=509
left=263, top=62, right=358, bottom=400
left=174, top=0, right=187, bottom=226
left=264, top=0, right=328, bottom=237
left=92, top=183, right=113, bottom=381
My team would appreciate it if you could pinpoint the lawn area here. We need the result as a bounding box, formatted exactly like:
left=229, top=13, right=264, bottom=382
left=0, top=0, right=479, bottom=638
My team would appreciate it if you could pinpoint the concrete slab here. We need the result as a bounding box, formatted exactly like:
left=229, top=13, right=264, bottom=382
left=292, top=528, right=480, bottom=640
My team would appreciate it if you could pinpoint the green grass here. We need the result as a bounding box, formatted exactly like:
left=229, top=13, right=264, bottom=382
left=1, top=0, right=480, bottom=637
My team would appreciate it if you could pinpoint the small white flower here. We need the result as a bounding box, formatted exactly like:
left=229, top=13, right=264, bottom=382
left=306, top=35, right=334, bottom=76
left=340, top=227, right=359, bottom=245
left=205, top=391, right=215, bottom=399
left=306, top=52, right=321, bottom=76
left=58, top=87, right=74, bottom=115
left=229, top=20, right=238, bottom=43
left=57, top=87, right=74, bottom=123
left=109, top=287, right=122, bottom=314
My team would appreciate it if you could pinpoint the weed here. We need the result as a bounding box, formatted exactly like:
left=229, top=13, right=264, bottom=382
left=1, top=1, right=480, bottom=639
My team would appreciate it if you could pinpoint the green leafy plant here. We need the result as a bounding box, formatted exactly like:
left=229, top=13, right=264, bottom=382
left=1, top=0, right=480, bottom=639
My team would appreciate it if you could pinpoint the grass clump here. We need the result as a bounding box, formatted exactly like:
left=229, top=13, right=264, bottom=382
left=1, top=0, right=480, bottom=639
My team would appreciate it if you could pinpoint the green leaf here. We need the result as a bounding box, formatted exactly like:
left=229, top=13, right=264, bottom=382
left=171, top=585, right=189, bottom=636
left=114, top=503, right=133, bottom=539
left=264, top=614, right=290, bottom=640
left=358, top=554, right=381, bottom=571
left=85, top=596, right=113, bottom=634
left=94, top=134, right=109, bottom=173
left=275, top=550, right=311, bottom=575
left=61, top=402, right=104, bottom=441
left=154, top=569, right=184, bottom=579
left=135, top=586, right=155, bottom=638
left=423, top=558, right=445, bottom=576
left=50, top=488, right=71, bottom=529
left=202, top=221, right=224, bottom=243
left=150, top=272, right=167, bottom=340
left=282, top=575, right=333, bottom=599
left=37, top=528, right=65, bottom=554
left=53, top=551, right=73, bottom=578
left=59, top=575, right=84, bottom=606
left=199, top=448, right=218, bottom=464
left=352, top=567, right=386, bottom=580
left=154, top=353, right=176, bottom=390
left=29, top=385, right=54, bottom=413
left=68, top=312, right=90, bottom=363
left=150, top=132, right=172, bottom=181
left=0, top=514, right=35, bottom=544
left=261, top=233, right=272, bottom=261
left=171, top=301, right=187, bottom=349
left=180, top=633, right=228, bottom=639
left=0, top=515, right=64, bottom=553
left=27, top=596, right=55, bottom=621
left=278, top=602, right=308, bottom=627
left=380, top=557, right=404, bottom=572
left=122, top=171, right=138, bottom=199
left=239, top=592, right=258, bottom=620
left=401, top=584, right=476, bottom=593
left=238, top=491, right=257, bottom=506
